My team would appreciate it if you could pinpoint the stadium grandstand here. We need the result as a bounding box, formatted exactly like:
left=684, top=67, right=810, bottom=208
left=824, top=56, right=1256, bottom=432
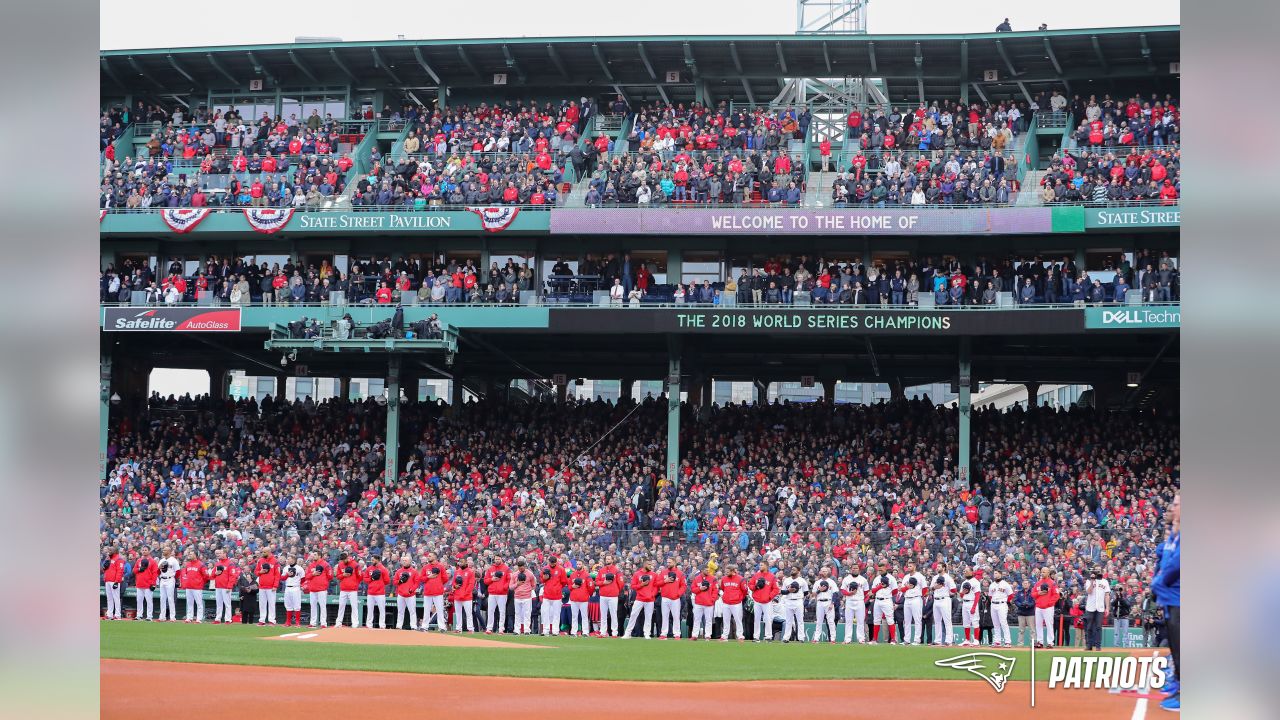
left=99, top=22, right=1179, bottom=657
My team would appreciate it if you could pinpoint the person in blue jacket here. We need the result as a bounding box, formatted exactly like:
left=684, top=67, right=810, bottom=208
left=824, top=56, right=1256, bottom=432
left=1151, top=493, right=1180, bottom=712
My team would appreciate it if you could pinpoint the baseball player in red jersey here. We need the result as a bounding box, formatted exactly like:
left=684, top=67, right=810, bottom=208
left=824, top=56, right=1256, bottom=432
left=304, top=553, right=333, bottom=628
left=1031, top=567, right=1060, bottom=648
left=483, top=557, right=511, bottom=634
left=567, top=565, right=595, bottom=636
left=419, top=552, right=450, bottom=632
left=748, top=561, right=780, bottom=642
left=178, top=551, right=209, bottom=623
left=132, top=548, right=157, bottom=621
left=211, top=550, right=239, bottom=624
left=656, top=557, right=687, bottom=639
left=623, top=559, right=658, bottom=639
left=689, top=568, right=718, bottom=640
left=958, top=566, right=982, bottom=646
left=254, top=549, right=280, bottom=626
left=451, top=558, right=477, bottom=632
left=510, top=558, right=536, bottom=634
left=333, top=552, right=363, bottom=628
left=596, top=555, right=624, bottom=637
left=393, top=556, right=421, bottom=630
left=102, top=547, right=125, bottom=619
left=718, top=565, right=747, bottom=641
left=538, top=556, right=568, bottom=636
left=362, top=555, right=391, bottom=629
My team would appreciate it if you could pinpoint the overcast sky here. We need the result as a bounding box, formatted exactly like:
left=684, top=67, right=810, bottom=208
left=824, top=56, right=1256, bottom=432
left=101, top=0, right=1178, bottom=50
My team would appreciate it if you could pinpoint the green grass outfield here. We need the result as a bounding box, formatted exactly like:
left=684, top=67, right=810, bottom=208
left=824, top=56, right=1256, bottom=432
left=101, top=621, right=1134, bottom=683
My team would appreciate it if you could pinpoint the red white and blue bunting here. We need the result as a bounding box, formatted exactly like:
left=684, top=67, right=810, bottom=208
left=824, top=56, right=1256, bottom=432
left=243, top=208, right=296, bottom=234
left=467, top=206, right=520, bottom=233
left=99, top=209, right=107, bottom=223
left=160, top=208, right=211, bottom=234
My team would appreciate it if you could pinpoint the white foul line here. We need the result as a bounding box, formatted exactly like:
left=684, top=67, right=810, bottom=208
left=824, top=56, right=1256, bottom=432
left=1030, top=639, right=1036, bottom=708
left=276, top=632, right=300, bottom=638
left=296, top=633, right=318, bottom=639
left=1130, top=651, right=1161, bottom=720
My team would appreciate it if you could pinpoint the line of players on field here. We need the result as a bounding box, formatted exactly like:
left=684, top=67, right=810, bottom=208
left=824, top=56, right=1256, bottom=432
left=103, top=545, right=1063, bottom=646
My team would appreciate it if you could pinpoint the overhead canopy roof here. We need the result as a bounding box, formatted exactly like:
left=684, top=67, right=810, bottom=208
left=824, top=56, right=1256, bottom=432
left=101, top=26, right=1179, bottom=105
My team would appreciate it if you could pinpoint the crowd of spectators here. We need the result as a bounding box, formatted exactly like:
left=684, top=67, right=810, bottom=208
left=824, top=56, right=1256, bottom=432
left=585, top=147, right=804, bottom=206
left=353, top=152, right=563, bottom=209
left=100, top=104, right=358, bottom=210
left=1066, top=94, right=1180, bottom=149
left=100, top=255, right=540, bottom=306
left=1039, top=146, right=1180, bottom=205
left=100, top=250, right=1180, bottom=307
left=395, top=99, right=594, bottom=160
left=99, top=392, right=1177, bottom=641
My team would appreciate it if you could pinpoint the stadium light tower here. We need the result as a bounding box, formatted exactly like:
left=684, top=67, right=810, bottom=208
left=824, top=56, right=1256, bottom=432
left=778, top=0, right=886, bottom=139
left=796, top=0, right=869, bottom=35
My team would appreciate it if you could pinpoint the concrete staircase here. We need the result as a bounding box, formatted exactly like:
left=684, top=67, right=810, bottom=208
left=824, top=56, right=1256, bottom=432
left=1016, top=170, right=1046, bottom=205
left=803, top=170, right=832, bottom=207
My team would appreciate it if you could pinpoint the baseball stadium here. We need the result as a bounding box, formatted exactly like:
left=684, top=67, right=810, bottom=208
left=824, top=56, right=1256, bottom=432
left=98, top=7, right=1181, bottom=718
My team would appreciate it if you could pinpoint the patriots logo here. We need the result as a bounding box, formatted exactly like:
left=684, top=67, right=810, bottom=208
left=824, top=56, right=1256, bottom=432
left=934, top=653, right=1017, bottom=693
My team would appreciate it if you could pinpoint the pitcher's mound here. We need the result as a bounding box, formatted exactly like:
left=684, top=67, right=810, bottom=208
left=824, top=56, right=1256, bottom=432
left=265, top=627, right=549, bottom=649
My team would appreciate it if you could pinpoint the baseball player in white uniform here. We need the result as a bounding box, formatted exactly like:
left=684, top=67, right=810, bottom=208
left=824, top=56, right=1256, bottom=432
left=988, top=570, right=1015, bottom=647
left=156, top=549, right=180, bottom=622
left=779, top=567, right=809, bottom=643
left=282, top=558, right=304, bottom=624
left=900, top=562, right=928, bottom=645
left=811, top=568, right=838, bottom=643
left=958, top=568, right=982, bottom=646
left=870, top=561, right=900, bottom=644
left=930, top=570, right=955, bottom=645
left=840, top=569, right=869, bottom=643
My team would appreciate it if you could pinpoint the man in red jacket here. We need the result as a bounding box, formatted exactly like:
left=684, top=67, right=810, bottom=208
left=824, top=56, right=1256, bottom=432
left=420, top=552, right=450, bottom=632
left=719, top=564, right=747, bottom=642
left=362, top=555, right=391, bottom=630
left=131, top=548, right=157, bottom=621
left=567, top=565, right=595, bottom=637
left=102, top=547, right=125, bottom=620
left=690, top=567, right=719, bottom=640
left=254, top=549, right=280, bottom=626
left=483, top=556, right=511, bottom=634
left=334, top=552, right=363, bottom=628
left=304, top=553, right=332, bottom=628
left=393, top=556, right=421, bottom=630
left=451, top=557, right=477, bottom=632
left=623, top=559, right=659, bottom=639
left=657, top=557, right=688, bottom=639
left=178, top=551, right=209, bottom=623
left=1031, top=566, right=1061, bottom=648
left=596, top=555, right=625, bottom=637
left=211, top=549, right=239, bottom=624
left=749, top=561, right=780, bottom=642
left=538, top=556, right=569, bottom=636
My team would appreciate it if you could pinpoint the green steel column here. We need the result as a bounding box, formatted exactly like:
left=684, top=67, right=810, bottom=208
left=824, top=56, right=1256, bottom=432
left=100, top=354, right=112, bottom=481
left=385, top=356, right=401, bottom=482
left=665, top=339, right=682, bottom=489
left=957, top=338, right=972, bottom=489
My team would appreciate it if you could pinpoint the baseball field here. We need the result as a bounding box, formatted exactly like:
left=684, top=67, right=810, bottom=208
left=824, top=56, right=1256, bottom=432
left=100, top=621, right=1166, bottom=719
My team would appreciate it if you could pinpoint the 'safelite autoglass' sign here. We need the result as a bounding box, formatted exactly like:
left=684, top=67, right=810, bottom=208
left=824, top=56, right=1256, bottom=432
left=102, top=307, right=243, bottom=332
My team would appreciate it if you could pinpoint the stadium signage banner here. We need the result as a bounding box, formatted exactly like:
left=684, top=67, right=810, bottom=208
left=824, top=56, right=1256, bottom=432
left=295, top=213, right=459, bottom=230
left=1085, top=306, right=1181, bottom=329
left=1085, top=207, right=1180, bottom=229
left=548, top=308, right=1084, bottom=335
left=102, top=307, right=243, bottom=332
left=549, top=208, right=1053, bottom=235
